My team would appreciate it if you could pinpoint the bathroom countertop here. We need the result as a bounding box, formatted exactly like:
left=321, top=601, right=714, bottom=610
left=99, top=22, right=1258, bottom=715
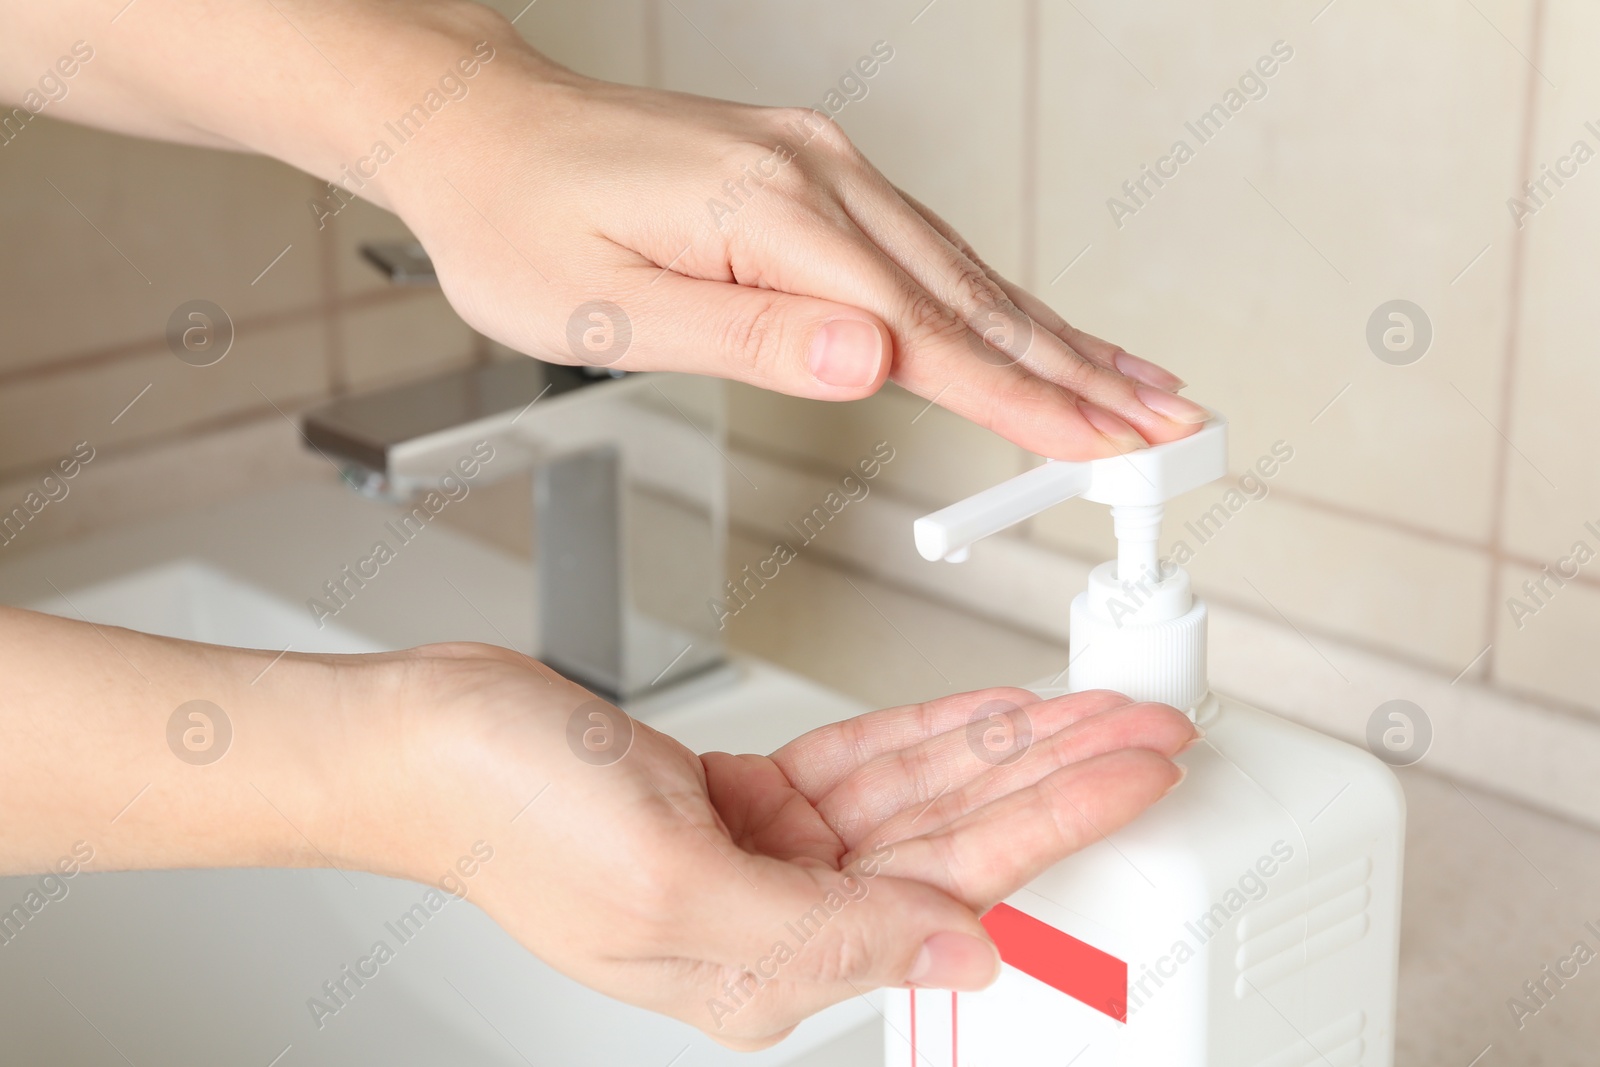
left=723, top=530, right=1600, bottom=1067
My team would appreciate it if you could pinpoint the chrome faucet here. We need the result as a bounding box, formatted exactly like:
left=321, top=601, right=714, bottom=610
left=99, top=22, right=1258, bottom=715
left=302, top=244, right=728, bottom=701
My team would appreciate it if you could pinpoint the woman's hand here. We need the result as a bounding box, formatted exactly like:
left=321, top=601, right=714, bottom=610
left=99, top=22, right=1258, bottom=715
left=383, top=9, right=1207, bottom=461
left=0, top=605, right=1192, bottom=1050
left=394, top=643, right=1197, bottom=1048
left=3, top=0, right=1207, bottom=458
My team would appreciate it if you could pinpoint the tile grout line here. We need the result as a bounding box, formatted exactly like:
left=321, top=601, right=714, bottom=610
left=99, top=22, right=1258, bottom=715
left=732, top=428, right=1473, bottom=553
left=724, top=431, right=1600, bottom=602
left=4, top=351, right=487, bottom=488
left=1019, top=0, right=1041, bottom=293
left=318, top=174, right=350, bottom=396
left=643, top=0, right=663, bottom=89
left=0, top=399, right=330, bottom=488
left=0, top=286, right=423, bottom=391
left=1263, top=484, right=1488, bottom=556
left=725, top=445, right=1600, bottom=725
left=1479, top=0, right=1547, bottom=686
left=724, top=502, right=1600, bottom=734
left=728, top=500, right=1600, bottom=735
left=1014, top=0, right=1045, bottom=536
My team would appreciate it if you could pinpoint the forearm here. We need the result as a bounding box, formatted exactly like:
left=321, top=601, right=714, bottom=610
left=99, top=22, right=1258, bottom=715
left=0, top=0, right=537, bottom=213
left=0, top=605, right=421, bottom=879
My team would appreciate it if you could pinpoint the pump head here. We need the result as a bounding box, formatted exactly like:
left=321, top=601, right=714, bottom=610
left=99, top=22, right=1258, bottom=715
left=913, top=417, right=1228, bottom=711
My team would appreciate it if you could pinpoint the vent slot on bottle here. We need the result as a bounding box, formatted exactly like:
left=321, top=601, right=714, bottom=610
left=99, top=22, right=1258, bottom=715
left=1234, top=856, right=1373, bottom=997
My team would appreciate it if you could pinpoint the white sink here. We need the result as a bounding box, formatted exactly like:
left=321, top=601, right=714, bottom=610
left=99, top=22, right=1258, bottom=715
left=0, top=482, right=882, bottom=1066
left=27, top=557, right=381, bottom=655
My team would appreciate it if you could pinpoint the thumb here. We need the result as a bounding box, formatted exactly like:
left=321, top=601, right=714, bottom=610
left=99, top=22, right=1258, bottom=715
left=631, top=274, right=892, bottom=400
left=687, top=853, right=999, bottom=1044
left=776, top=870, right=999, bottom=991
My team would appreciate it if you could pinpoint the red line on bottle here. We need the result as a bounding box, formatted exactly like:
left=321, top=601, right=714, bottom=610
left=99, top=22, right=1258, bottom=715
left=951, top=991, right=958, bottom=1066
left=909, top=988, right=916, bottom=1067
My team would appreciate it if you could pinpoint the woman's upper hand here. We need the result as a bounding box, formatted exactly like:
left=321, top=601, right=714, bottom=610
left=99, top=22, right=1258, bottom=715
left=3, top=0, right=1206, bottom=460
left=394, top=643, right=1196, bottom=1049
left=389, top=13, right=1209, bottom=461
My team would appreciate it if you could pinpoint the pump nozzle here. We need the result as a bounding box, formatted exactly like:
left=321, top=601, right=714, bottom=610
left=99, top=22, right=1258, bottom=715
left=914, top=418, right=1228, bottom=563
left=913, top=418, right=1229, bottom=712
left=912, top=461, right=1092, bottom=563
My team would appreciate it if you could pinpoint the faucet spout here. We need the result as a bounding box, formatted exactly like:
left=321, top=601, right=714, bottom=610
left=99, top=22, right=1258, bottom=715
left=301, top=360, right=729, bottom=701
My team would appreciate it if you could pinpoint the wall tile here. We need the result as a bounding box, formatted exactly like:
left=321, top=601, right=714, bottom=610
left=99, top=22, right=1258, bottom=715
left=1494, top=562, right=1600, bottom=716
left=0, top=319, right=327, bottom=475
left=0, top=416, right=332, bottom=562
left=337, top=291, right=477, bottom=390
left=1034, top=0, right=1530, bottom=542
left=0, top=120, right=324, bottom=371
left=1183, top=492, right=1492, bottom=673
left=1026, top=491, right=1117, bottom=564
left=725, top=529, right=1063, bottom=707
left=1040, top=476, right=1493, bottom=673
left=728, top=382, right=1028, bottom=507
left=1500, top=0, right=1600, bottom=563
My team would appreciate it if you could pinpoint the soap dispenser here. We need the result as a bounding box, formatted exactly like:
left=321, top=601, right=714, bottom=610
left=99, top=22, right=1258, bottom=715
left=886, top=417, right=1405, bottom=1067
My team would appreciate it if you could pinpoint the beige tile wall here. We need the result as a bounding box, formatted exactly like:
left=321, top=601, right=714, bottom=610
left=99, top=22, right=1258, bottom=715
left=1029, top=0, right=1528, bottom=678
left=0, top=117, right=473, bottom=499
left=3, top=0, right=1594, bottom=721
left=1496, top=0, right=1600, bottom=712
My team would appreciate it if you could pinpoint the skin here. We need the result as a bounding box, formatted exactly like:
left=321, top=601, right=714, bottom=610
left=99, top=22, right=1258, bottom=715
left=0, top=0, right=1202, bottom=1048
left=1, top=0, right=1209, bottom=458
left=0, top=614, right=1194, bottom=1046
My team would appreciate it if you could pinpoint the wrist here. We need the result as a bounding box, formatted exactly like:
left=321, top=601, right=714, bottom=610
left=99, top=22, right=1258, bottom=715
left=313, top=2, right=557, bottom=222
left=348, top=643, right=580, bottom=892
left=0, top=608, right=431, bottom=879
left=159, top=639, right=442, bottom=883
left=291, top=647, right=457, bottom=885
left=192, top=643, right=419, bottom=878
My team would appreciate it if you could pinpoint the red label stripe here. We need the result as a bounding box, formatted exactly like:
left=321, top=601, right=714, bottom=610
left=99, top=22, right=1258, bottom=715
left=981, top=902, right=1128, bottom=1022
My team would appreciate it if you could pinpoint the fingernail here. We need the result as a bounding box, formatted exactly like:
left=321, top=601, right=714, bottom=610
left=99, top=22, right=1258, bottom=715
left=1077, top=400, right=1149, bottom=452
left=906, top=932, right=1001, bottom=991
left=1181, top=725, right=1205, bottom=753
left=1162, top=763, right=1189, bottom=798
left=1114, top=351, right=1185, bottom=391
left=808, top=318, right=884, bottom=389
left=1135, top=385, right=1211, bottom=425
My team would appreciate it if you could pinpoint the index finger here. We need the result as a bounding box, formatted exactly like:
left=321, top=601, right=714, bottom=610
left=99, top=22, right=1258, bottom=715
left=771, top=687, right=1039, bottom=799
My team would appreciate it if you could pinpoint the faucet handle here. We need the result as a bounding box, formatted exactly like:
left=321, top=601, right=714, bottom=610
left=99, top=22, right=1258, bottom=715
left=359, top=241, right=438, bottom=286
left=913, top=418, right=1228, bottom=563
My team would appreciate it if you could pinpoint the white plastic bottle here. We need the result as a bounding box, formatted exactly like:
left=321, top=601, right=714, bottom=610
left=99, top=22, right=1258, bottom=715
left=887, top=418, right=1404, bottom=1066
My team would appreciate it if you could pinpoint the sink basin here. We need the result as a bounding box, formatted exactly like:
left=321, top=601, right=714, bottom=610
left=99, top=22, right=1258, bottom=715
left=27, top=557, right=381, bottom=655
left=0, top=482, right=882, bottom=1066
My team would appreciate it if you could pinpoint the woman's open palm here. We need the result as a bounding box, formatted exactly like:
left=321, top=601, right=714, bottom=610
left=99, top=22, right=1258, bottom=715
left=409, top=645, right=1194, bottom=1048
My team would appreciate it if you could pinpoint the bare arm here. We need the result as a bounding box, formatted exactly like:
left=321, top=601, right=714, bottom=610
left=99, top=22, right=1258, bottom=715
left=0, top=0, right=477, bottom=209
left=0, top=605, right=1193, bottom=1046
left=0, top=605, right=414, bottom=877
